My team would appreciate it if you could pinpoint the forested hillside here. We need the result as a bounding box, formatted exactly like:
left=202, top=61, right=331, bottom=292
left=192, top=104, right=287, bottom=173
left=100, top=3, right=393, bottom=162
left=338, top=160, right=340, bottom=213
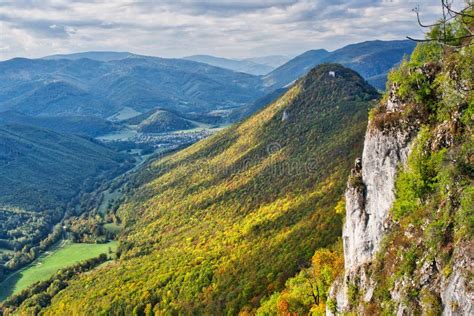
left=0, top=125, right=131, bottom=213
left=0, top=111, right=117, bottom=137
left=0, top=125, right=132, bottom=275
left=6, top=64, right=378, bottom=314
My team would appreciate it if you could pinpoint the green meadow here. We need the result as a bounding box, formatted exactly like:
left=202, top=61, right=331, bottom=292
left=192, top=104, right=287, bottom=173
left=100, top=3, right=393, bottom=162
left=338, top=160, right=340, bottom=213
left=0, top=240, right=117, bottom=301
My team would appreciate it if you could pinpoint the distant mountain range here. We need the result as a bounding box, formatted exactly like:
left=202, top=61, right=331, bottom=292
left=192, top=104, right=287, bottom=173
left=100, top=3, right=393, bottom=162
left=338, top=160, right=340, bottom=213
left=40, top=40, right=415, bottom=95
left=43, top=52, right=292, bottom=76
left=0, top=40, right=414, bottom=133
left=43, top=51, right=136, bottom=62
left=263, top=40, right=416, bottom=91
left=0, top=56, right=265, bottom=119
left=182, top=54, right=291, bottom=76
left=183, top=55, right=274, bottom=75
left=241, top=55, right=290, bottom=69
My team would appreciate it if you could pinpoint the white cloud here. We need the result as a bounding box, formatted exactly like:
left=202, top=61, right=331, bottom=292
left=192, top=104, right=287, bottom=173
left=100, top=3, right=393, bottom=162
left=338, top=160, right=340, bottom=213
left=0, top=0, right=451, bottom=60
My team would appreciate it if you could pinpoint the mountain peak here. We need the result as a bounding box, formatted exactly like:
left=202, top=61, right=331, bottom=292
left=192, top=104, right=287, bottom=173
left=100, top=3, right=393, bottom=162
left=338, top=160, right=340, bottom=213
left=301, top=63, right=379, bottom=100
left=263, top=40, right=416, bottom=91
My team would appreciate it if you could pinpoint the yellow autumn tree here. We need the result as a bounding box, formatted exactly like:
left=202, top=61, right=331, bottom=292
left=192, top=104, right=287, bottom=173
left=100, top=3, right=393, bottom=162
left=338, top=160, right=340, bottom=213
left=309, top=248, right=344, bottom=312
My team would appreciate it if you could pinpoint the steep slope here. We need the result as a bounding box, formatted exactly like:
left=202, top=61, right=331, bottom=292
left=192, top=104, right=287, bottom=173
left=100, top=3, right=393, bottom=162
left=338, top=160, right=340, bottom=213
left=9, top=64, right=378, bottom=315
left=229, top=87, right=288, bottom=122
left=264, top=40, right=415, bottom=91
left=183, top=55, right=273, bottom=75
left=329, top=13, right=473, bottom=315
left=0, top=125, right=131, bottom=213
left=0, top=56, right=264, bottom=117
left=0, top=124, right=132, bottom=269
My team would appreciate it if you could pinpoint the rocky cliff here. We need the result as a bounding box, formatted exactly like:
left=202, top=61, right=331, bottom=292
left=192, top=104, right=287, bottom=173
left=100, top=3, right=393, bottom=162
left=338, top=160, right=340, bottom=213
left=329, top=84, right=419, bottom=313
left=344, top=92, right=415, bottom=270
left=328, top=24, right=473, bottom=314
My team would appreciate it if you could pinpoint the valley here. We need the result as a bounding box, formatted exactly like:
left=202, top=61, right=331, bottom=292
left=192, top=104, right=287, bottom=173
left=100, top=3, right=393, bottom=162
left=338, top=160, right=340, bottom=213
left=11, top=63, right=378, bottom=314
left=1, top=3, right=471, bottom=310
left=0, top=102, right=223, bottom=307
left=97, top=114, right=221, bottom=152
left=0, top=240, right=117, bottom=301
left=0, top=124, right=132, bottom=266
left=0, top=41, right=409, bottom=307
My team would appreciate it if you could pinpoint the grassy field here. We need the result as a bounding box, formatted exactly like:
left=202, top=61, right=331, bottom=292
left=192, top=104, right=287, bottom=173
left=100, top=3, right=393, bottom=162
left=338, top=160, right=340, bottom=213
left=0, top=240, right=117, bottom=301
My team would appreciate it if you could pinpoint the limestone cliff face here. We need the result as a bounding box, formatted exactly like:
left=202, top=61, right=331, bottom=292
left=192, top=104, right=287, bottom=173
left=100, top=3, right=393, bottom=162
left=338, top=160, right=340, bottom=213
left=329, top=86, right=418, bottom=313
left=343, top=84, right=418, bottom=271
left=344, top=126, right=413, bottom=269
left=328, top=79, right=473, bottom=315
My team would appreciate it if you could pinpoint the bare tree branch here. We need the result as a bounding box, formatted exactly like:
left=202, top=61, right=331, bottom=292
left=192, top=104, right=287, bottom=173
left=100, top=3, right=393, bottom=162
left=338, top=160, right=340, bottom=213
left=413, top=6, right=442, bottom=28
left=443, top=0, right=474, bottom=18
left=408, top=0, right=473, bottom=48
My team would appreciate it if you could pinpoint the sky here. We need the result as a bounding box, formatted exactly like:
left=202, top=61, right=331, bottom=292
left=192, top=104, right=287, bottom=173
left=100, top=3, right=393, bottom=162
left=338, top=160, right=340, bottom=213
left=0, top=0, right=454, bottom=61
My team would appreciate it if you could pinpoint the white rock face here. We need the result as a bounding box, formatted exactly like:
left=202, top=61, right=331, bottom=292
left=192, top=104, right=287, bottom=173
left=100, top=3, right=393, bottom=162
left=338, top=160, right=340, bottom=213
left=329, top=114, right=473, bottom=315
left=328, top=68, right=472, bottom=316
left=343, top=127, right=413, bottom=270
left=328, top=91, right=417, bottom=313
left=440, top=242, right=474, bottom=316
left=329, top=123, right=415, bottom=313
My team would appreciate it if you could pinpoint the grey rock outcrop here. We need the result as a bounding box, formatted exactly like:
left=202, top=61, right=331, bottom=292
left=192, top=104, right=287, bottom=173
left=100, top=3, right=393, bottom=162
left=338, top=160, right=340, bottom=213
left=327, top=60, right=472, bottom=316
left=329, top=90, right=417, bottom=313
left=344, top=126, right=413, bottom=270
left=440, top=241, right=474, bottom=315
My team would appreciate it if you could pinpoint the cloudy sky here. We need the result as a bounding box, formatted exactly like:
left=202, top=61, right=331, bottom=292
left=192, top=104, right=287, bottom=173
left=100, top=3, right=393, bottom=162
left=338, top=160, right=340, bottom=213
left=0, top=0, right=451, bottom=60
